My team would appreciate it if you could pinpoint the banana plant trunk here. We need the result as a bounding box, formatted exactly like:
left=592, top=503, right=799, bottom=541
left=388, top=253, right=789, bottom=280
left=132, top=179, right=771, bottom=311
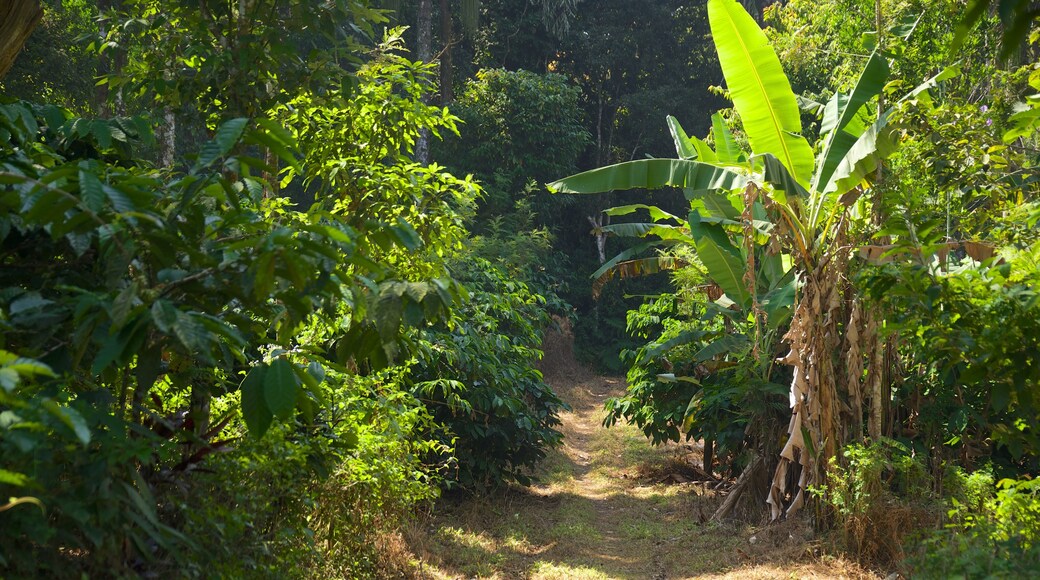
left=767, top=221, right=890, bottom=521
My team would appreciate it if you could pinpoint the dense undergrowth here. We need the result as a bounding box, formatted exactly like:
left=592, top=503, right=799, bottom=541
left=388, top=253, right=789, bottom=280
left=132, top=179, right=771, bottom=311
left=0, top=28, right=571, bottom=576
left=2, top=0, right=1040, bottom=577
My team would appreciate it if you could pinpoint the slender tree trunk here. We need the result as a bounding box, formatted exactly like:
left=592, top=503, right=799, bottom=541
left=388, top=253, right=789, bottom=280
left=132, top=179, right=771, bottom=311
left=439, top=0, right=454, bottom=103
left=587, top=214, right=609, bottom=264
left=415, top=0, right=433, bottom=165
left=0, top=0, right=43, bottom=80
left=160, top=108, right=176, bottom=168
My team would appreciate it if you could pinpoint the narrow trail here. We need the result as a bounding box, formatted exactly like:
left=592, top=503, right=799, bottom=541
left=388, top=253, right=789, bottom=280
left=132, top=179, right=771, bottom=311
left=409, top=333, right=873, bottom=579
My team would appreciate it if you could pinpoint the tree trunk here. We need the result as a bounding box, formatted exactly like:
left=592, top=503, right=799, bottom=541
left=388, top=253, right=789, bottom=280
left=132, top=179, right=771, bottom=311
left=415, top=0, right=433, bottom=165
left=767, top=243, right=850, bottom=521
left=439, top=0, right=454, bottom=103
left=159, top=107, right=176, bottom=168
left=711, top=455, right=763, bottom=522
left=0, top=0, right=43, bottom=80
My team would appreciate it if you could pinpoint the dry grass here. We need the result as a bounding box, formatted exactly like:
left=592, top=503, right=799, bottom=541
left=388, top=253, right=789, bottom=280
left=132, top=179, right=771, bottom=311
left=402, top=328, right=881, bottom=580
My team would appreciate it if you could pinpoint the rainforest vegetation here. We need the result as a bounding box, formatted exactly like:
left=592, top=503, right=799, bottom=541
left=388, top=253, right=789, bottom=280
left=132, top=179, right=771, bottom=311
left=0, top=0, right=1038, bottom=577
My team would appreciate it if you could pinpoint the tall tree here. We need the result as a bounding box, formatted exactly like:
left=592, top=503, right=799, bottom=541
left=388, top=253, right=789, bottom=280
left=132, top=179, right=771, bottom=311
left=0, top=0, right=42, bottom=79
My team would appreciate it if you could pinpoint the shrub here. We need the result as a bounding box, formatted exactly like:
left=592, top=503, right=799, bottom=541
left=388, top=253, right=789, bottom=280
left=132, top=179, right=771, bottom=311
left=409, top=258, right=569, bottom=488
left=812, top=439, right=936, bottom=565
left=909, top=475, right=1040, bottom=578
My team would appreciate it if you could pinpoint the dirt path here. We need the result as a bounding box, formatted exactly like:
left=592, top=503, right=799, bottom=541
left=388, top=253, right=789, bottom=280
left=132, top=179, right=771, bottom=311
left=409, top=344, right=874, bottom=579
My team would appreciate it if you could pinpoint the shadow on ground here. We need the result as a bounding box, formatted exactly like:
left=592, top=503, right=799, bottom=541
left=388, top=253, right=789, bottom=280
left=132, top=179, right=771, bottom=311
left=408, top=327, right=876, bottom=580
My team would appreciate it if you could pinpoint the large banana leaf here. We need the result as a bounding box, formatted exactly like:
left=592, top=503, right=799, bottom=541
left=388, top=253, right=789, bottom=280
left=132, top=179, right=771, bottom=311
left=596, top=222, right=694, bottom=242
left=707, top=0, right=815, bottom=187
left=812, top=52, right=890, bottom=195
left=711, top=113, right=742, bottom=164
left=693, top=334, right=750, bottom=362
left=667, top=115, right=700, bottom=160
left=687, top=189, right=742, bottom=219
left=824, top=65, right=961, bottom=200
left=549, top=158, right=746, bottom=194
left=668, top=116, right=721, bottom=162
left=603, top=203, right=686, bottom=223
left=695, top=234, right=751, bottom=309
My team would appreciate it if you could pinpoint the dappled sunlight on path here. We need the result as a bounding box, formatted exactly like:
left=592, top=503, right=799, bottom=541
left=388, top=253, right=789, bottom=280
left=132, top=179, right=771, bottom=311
left=409, top=339, right=876, bottom=579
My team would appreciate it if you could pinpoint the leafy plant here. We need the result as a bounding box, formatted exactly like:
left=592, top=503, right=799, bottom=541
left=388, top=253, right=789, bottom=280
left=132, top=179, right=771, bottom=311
left=550, top=0, right=958, bottom=519
left=409, top=257, right=568, bottom=488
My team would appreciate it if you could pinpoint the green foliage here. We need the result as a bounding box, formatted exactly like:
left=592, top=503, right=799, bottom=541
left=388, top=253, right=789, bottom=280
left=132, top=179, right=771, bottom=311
left=910, top=469, right=1040, bottom=577
left=0, top=1, right=97, bottom=113
left=177, top=369, right=444, bottom=578
left=0, top=30, right=477, bottom=571
left=812, top=439, right=935, bottom=564
left=281, top=31, right=477, bottom=263
left=437, top=68, right=589, bottom=224
left=603, top=255, right=789, bottom=475
left=409, top=257, right=568, bottom=488
left=102, top=0, right=384, bottom=124
left=860, top=247, right=1040, bottom=466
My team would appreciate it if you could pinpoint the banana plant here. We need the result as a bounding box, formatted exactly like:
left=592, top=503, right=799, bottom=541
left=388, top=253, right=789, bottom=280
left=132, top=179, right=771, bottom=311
left=549, top=0, right=956, bottom=519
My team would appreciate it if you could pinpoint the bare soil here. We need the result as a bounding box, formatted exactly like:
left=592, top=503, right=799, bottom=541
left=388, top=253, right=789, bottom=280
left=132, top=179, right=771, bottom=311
left=406, top=328, right=878, bottom=579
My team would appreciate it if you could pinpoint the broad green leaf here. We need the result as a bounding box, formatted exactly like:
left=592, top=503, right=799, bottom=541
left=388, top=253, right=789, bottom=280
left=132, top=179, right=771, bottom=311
left=241, top=365, right=272, bottom=437
left=696, top=234, right=751, bottom=308
left=812, top=52, right=890, bottom=194
left=688, top=190, right=741, bottom=220
left=41, top=400, right=90, bottom=445
left=264, top=358, right=299, bottom=421
left=711, top=113, right=741, bottom=163
left=549, top=159, right=746, bottom=194
left=759, top=153, right=810, bottom=199
left=9, top=292, right=53, bottom=315
left=150, top=300, right=178, bottom=333
left=639, top=329, right=709, bottom=362
left=667, top=115, right=698, bottom=160
left=78, top=167, right=106, bottom=212
left=693, top=334, right=749, bottom=361
left=708, top=0, right=815, bottom=186
left=656, top=373, right=701, bottom=385
left=597, top=222, right=693, bottom=242
left=689, top=135, right=719, bottom=164
left=195, top=118, right=248, bottom=169
left=761, top=278, right=796, bottom=329
left=688, top=211, right=739, bottom=254
left=0, top=368, right=19, bottom=392
left=172, top=311, right=209, bottom=353
left=0, top=469, right=29, bottom=486
left=603, top=204, right=685, bottom=223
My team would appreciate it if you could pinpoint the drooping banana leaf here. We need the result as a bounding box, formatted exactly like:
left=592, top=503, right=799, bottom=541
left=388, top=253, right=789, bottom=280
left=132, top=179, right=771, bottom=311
left=759, top=153, right=811, bottom=199
left=707, top=0, right=815, bottom=187
left=603, top=203, right=686, bottom=224
left=695, top=234, right=751, bottom=309
left=549, top=159, right=746, bottom=194
left=693, top=334, right=750, bottom=362
left=596, top=222, right=694, bottom=243
left=688, top=211, right=740, bottom=254
left=711, top=113, right=742, bottom=164
left=824, top=65, right=961, bottom=199
left=687, top=189, right=742, bottom=219
left=760, top=276, right=796, bottom=329
left=591, top=255, right=688, bottom=299
left=797, top=95, right=825, bottom=119
left=638, top=329, right=709, bottom=364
